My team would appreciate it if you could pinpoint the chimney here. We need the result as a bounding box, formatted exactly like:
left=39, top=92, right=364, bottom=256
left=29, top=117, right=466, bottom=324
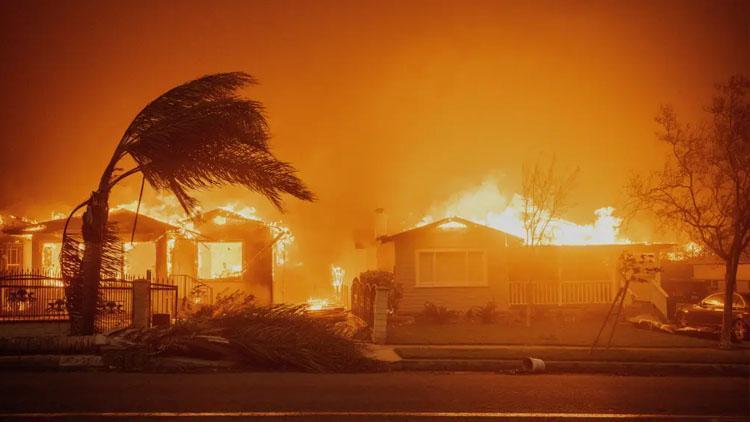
left=374, top=208, right=388, bottom=239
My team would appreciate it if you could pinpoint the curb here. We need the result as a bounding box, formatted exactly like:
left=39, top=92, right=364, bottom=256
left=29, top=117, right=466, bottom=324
left=2, top=354, right=746, bottom=376
left=392, top=358, right=750, bottom=376
left=0, top=355, right=104, bottom=370
left=0, top=355, right=242, bottom=372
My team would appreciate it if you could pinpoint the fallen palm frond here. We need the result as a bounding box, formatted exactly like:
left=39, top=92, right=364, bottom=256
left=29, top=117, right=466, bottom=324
left=109, top=292, right=381, bottom=372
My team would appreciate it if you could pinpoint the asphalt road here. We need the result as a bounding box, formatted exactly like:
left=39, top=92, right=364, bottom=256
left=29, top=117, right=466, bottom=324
left=0, top=372, right=747, bottom=420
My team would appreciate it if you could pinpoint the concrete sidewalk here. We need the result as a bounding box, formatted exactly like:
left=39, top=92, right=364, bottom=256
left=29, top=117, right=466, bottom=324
left=364, top=344, right=750, bottom=376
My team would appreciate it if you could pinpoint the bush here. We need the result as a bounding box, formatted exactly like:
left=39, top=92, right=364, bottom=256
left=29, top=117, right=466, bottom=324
left=109, top=292, right=382, bottom=372
left=466, top=301, right=499, bottom=324
left=358, top=271, right=402, bottom=314
left=419, top=302, right=458, bottom=324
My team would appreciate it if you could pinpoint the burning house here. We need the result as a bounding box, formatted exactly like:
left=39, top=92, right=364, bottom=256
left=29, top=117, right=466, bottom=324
left=376, top=216, right=673, bottom=319
left=171, top=209, right=276, bottom=305
left=1, top=207, right=282, bottom=307
left=0, top=215, right=33, bottom=272
left=2, top=209, right=177, bottom=279
left=0, top=233, right=29, bottom=273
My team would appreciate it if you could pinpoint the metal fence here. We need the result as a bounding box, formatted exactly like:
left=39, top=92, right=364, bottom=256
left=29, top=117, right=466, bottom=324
left=150, top=282, right=179, bottom=322
left=0, top=271, right=67, bottom=321
left=97, top=279, right=134, bottom=332
left=0, top=270, right=178, bottom=332
left=170, top=274, right=214, bottom=309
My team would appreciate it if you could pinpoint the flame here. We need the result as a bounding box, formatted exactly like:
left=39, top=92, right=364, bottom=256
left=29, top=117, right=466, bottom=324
left=166, top=238, right=175, bottom=274
left=111, top=194, right=193, bottom=227
left=218, top=203, right=262, bottom=221
left=42, top=242, right=61, bottom=274
left=306, top=297, right=330, bottom=311
left=331, top=265, right=345, bottom=290
left=665, top=241, right=703, bottom=261
left=417, top=177, right=630, bottom=245
left=269, top=223, right=293, bottom=266
left=50, top=211, right=66, bottom=220
left=197, top=241, right=243, bottom=279
left=107, top=196, right=296, bottom=273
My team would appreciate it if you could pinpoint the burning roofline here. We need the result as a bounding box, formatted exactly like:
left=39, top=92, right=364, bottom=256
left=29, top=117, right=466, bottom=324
left=1, top=209, right=178, bottom=236
left=378, top=216, right=524, bottom=243
left=378, top=216, right=675, bottom=249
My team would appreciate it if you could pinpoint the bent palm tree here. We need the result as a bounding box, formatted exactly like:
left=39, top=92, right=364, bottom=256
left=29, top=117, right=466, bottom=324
left=62, top=72, right=314, bottom=335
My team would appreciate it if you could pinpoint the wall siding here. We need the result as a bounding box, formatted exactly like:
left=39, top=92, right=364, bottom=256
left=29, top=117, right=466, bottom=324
left=393, top=226, right=512, bottom=315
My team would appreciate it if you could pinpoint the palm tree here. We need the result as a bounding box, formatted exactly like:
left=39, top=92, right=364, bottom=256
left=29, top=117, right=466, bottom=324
left=62, top=72, right=315, bottom=335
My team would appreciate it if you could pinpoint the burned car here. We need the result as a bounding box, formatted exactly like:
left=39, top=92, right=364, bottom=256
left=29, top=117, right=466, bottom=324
left=674, top=292, right=750, bottom=342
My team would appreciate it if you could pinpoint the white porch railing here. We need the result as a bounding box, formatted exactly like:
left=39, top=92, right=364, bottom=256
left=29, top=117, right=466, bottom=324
left=509, top=280, right=614, bottom=306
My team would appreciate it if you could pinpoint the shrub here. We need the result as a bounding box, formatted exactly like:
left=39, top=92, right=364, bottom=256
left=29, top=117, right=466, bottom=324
left=419, top=302, right=458, bottom=324
left=358, top=271, right=402, bottom=314
left=466, top=301, right=499, bottom=324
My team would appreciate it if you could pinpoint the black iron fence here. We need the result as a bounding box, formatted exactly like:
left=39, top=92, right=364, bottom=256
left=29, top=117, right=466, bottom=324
left=170, top=274, right=214, bottom=310
left=0, top=270, right=178, bottom=332
left=151, top=282, right=178, bottom=324
left=97, top=279, right=134, bottom=332
left=0, top=271, right=67, bottom=321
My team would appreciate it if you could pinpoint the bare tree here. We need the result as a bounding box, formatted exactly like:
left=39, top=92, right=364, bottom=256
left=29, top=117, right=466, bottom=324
left=62, top=72, right=315, bottom=335
left=520, top=155, right=578, bottom=325
left=628, top=75, right=750, bottom=348
left=521, top=155, right=579, bottom=246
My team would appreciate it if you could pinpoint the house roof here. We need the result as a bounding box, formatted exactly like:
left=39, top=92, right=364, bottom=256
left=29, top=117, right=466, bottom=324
left=2, top=209, right=177, bottom=237
left=378, top=216, right=676, bottom=251
left=191, top=208, right=266, bottom=226
left=379, top=216, right=524, bottom=244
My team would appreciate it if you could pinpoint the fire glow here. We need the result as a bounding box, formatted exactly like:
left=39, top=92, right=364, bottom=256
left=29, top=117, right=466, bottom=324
left=108, top=196, right=295, bottom=267
left=418, top=178, right=630, bottom=245
left=305, top=297, right=330, bottom=311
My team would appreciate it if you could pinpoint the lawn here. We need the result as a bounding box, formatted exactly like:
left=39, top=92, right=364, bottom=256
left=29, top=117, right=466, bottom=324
left=387, top=319, right=726, bottom=349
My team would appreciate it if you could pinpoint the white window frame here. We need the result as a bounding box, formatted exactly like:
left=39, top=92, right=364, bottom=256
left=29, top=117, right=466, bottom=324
left=415, top=248, right=488, bottom=288
left=1, top=243, right=22, bottom=271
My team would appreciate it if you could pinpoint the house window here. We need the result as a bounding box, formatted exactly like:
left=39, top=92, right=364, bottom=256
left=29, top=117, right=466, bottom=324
left=1, top=243, right=23, bottom=271
left=42, top=243, right=62, bottom=274
left=198, top=242, right=243, bottom=279
left=416, top=249, right=487, bottom=287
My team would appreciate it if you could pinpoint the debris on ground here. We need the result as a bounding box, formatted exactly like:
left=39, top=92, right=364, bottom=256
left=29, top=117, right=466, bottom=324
left=628, top=315, right=718, bottom=339
left=104, top=292, right=383, bottom=372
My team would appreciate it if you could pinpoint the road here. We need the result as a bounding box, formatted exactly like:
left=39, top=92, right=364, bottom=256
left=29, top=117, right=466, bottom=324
left=0, top=372, right=747, bottom=420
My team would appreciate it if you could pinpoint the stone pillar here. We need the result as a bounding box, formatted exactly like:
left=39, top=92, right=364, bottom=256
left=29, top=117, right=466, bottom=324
left=372, top=287, right=390, bottom=344
left=132, top=279, right=151, bottom=329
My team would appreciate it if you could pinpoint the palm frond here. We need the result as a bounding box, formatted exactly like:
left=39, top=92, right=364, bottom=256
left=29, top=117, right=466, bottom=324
left=109, top=292, right=381, bottom=373
left=116, top=72, right=314, bottom=215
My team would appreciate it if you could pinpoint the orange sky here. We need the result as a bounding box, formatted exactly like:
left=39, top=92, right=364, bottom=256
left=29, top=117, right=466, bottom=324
left=0, top=0, right=748, bottom=294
